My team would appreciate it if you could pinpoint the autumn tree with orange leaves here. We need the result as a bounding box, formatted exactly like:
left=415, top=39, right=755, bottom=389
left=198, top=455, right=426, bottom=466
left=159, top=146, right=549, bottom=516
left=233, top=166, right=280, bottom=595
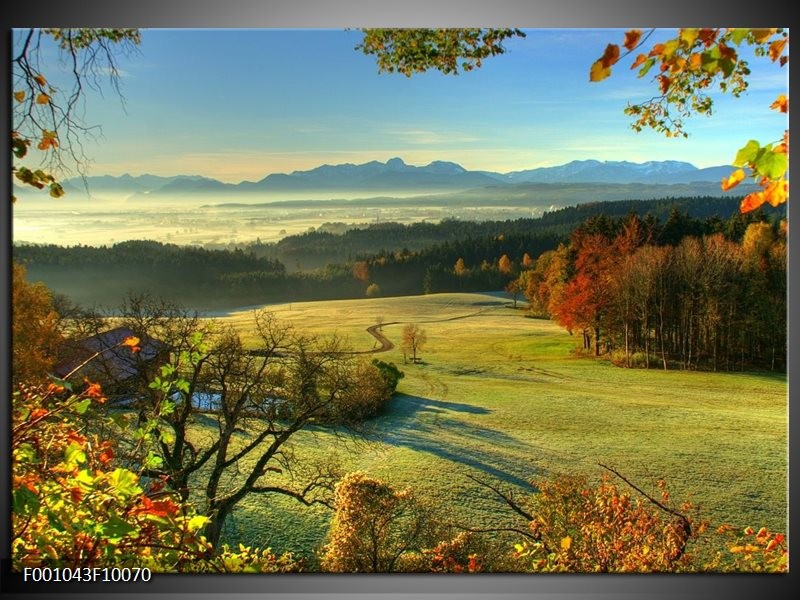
left=12, top=263, right=62, bottom=384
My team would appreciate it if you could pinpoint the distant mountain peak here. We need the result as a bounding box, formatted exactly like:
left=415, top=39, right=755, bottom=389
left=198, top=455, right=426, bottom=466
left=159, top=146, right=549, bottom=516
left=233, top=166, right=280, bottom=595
left=51, top=158, right=736, bottom=201
left=386, top=157, right=407, bottom=169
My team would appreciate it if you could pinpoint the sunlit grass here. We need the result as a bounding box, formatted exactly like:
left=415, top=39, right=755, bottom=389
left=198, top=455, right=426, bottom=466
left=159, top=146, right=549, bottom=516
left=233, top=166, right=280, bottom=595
left=194, top=292, right=787, bottom=563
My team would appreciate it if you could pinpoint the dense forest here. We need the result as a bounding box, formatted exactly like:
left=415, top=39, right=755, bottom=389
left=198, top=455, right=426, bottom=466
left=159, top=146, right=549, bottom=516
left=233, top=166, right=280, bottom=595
left=522, top=215, right=786, bottom=371
left=14, top=196, right=783, bottom=316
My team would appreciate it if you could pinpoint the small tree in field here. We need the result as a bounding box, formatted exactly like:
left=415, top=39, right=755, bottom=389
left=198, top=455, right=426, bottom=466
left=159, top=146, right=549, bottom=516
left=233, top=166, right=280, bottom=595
left=401, top=324, right=427, bottom=363
left=505, top=277, right=524, bottom=309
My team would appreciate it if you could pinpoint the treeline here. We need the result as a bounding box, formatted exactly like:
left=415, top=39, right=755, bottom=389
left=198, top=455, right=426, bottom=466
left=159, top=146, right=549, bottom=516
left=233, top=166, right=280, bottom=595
left=14, top=198, right=783, bottom=313
left=521, top=214, right=786, bottom=371
left=246, top=195, right=780, bottom=268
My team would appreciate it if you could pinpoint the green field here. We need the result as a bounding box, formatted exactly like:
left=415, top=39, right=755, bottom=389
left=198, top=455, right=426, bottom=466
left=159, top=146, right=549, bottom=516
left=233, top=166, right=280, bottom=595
left=204, top=292, right=788, bottom=562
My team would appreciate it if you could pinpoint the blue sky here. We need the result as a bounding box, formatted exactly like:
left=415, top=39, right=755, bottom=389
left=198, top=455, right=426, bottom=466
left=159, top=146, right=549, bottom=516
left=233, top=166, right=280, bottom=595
left=18, top=29, right=789, bottom=183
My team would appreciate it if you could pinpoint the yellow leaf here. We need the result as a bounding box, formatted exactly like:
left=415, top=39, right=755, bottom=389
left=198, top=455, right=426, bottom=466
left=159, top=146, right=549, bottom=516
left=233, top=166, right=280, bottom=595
left=560, top=536, right=572, bottom=551
left=590, top=44, right=620, bottom=81
left=14, top=90, right=25, bottom=102
left=590, top=58, right=611, bottom=82
left=36, top=93, right=50, bottom=105
left=721, top=168, right=745, bottom=191
left=763, top=180, right=788, bottom=207
left=770, top=94, right=788, bottom=113
left=679, top=28, right=699, bottom=47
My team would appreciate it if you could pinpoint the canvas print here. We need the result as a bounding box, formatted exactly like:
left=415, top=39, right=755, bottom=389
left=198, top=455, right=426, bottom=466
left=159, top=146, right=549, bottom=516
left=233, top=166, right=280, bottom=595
left=10, top=28, right=788, bottom=574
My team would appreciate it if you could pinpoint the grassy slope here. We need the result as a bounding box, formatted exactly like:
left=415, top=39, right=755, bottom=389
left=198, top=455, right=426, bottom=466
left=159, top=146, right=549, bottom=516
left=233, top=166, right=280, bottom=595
left=204, top=293, right=788, bottom=561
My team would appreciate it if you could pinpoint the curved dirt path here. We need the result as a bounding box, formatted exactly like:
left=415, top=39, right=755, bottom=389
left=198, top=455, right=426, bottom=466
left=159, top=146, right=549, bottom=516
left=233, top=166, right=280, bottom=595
left=360, top=303, right=508, bottom=355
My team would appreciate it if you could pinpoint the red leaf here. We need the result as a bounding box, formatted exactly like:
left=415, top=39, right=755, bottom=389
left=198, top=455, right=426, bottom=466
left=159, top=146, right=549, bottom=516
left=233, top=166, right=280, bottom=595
left=623, top=30, right=642, bottom=51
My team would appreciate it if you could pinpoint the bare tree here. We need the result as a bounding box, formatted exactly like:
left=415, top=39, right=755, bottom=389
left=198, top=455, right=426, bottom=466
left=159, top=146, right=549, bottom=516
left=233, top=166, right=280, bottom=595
left=100, top=300, right=388, bottom=548
left=12, top=28, right=140, bottom=199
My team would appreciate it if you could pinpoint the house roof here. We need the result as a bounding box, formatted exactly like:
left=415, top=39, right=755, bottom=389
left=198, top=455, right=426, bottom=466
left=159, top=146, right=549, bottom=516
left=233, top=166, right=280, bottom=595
left=53, top=326, right=166, bottom=382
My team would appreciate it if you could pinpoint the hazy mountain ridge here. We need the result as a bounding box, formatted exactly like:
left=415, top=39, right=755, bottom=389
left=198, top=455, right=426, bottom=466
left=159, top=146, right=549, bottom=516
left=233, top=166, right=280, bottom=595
left=58, top=158, right=736, bottom=200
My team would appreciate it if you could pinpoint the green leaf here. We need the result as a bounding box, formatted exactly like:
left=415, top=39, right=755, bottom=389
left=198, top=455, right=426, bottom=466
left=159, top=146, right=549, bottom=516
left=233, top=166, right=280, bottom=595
left=637, top=57, right=655, bottom=77
left=101, top=515, right=137, bottom=542
left=107, top=468, right=142, bottom=497
left=12, top=487, right=40, bottom=515
left=160, top=363, right=176, bottom=377
left=110, top=412, right=130, bottom=429
left=718, top=58, right=735, bottom=78
left=48, top=376, right=73, bottom=392
left=159, top=399, right=176, bottom=416
left=753, top=149, right=788, bottom=179
left=733, top=140, right=761, bottom=167
left=72, top=398, right=92, bottom=415
left=47, top=511, right=66, bottom=532
left=144, top=451, right=164, bottom=470
left=75, top=469, right=95, bottom=486
left=187, top=515, right=210, bottom=531
left=15, top=442, right=37, bottom=463
left=159, top=428, right=176, bottom=445
left=49, top=182, right=65, bottom=198
left=64, top=442, right=87, bottom=465
left=730, top=28, right=749, bottom=45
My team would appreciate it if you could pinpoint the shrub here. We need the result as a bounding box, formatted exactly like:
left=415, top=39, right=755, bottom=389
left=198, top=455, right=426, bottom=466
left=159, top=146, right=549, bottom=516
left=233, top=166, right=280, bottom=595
left=320, top=472, right=434, bottom=572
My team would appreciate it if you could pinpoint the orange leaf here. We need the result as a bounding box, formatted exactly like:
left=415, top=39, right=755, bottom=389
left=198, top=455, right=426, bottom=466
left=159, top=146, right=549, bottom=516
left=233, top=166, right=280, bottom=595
left=30, top=408, right=49, bottom=420
left=658, top=75, right=671, bottom=94
left=689, top=53, right=702, bottom=69
left=770, top=94, right=788, bottom=113
left=763, top=179, right=788, bottom=207
left=623, top=29, right=642, bottom=51
left=740, top=192, right=766, bottom=213
left=670, top=57, right=687, bottom=73
left=84, top=379, right=104, bottom=399
left=34, top=73, right=47, bottom=86
left=751, top=28, right=777, bottom=43
left=630, top=53, right=647, bottom=69
left=36, top=93, right=50, bottom=105
left=769, top=38, right=788, bottom=62
left=600, top=43, right=620, bottom=68
left=649, top=43, right=665, bottom=57
left=136, top=495, right=180, bottom=518
left=122, top=336, right=140, bottom=347
left=721, top=168, right=746, bottom=191
left=766, top=539, right=780, bottom=551
left=698, top=28, right=718, bottom=47
left=14, top=90, right=25, bottom=102
left=98, top=442, right=114, bottom=466
left=122, top=336, right=142, bottom=353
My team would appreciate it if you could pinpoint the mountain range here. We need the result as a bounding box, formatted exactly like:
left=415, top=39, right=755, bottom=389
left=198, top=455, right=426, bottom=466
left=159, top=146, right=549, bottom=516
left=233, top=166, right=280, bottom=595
left=57, top=158, right=737, bottom=200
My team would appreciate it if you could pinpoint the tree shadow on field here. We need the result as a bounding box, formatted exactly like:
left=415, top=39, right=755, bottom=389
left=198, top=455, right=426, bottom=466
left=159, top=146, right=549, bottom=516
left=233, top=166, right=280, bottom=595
left=371, top=394, right=541, bottom=490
